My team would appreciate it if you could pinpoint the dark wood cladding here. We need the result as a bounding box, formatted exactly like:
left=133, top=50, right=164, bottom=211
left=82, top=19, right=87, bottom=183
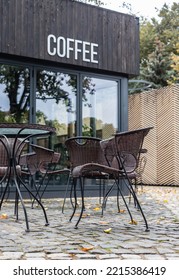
left=0, top=0, right=140, bottom=76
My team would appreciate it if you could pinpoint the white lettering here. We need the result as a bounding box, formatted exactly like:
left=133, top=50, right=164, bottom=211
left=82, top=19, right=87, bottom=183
left=75, top=40, right=82, bottom=60
left=47, top=34, right=98, bottom=64
left=47, top=34, right=56, bottom=56
left=57, top=37, right=66, bottom=57
left=67, top=38, right=75, bottom=59
left=91, top=43, right=98, bottom=64
left=83, top=41, right=90, bottom=62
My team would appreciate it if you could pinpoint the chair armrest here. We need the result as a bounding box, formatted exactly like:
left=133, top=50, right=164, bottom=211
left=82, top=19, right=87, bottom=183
left=118, top=152, right=137, bottom=173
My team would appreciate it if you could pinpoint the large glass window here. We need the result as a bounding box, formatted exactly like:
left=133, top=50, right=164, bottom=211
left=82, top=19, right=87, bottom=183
left=0, top=64, right=30, bottom=123
left=82, top=77, right=118, bottom=139
left=0, top=61, right=122, bottom=193
left=35, top=70, right=77, bottom=145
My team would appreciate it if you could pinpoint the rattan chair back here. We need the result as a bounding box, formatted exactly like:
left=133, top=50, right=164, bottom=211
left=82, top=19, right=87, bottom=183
left=114, top=127, right=153, bottom=170
left=65, top=136, right=104, bottom=169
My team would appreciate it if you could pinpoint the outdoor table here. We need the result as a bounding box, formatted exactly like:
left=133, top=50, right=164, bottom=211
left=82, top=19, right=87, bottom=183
left=0, top=123, right=56, bottom=231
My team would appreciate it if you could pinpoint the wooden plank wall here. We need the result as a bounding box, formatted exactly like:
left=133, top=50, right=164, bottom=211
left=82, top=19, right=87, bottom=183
left=0, top=0, right=139, bottom=76
left=129, top=84, right=179, bottom=186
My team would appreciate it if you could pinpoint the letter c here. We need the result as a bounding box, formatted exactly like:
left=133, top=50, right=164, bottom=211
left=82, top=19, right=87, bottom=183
left=47, top=34, right=56, bottom=56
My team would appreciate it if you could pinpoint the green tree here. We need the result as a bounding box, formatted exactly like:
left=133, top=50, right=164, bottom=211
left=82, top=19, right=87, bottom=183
left=140, top=39, right=174, bottom=88
left=139, top=20, right=156, bottom=67
left=153, top=3, right=179, bottom=55
left=170, top=43, right=179, bottom=84
left=140, top=2, right=179, bottom=64
left=133, top=2, right=179, bottom=92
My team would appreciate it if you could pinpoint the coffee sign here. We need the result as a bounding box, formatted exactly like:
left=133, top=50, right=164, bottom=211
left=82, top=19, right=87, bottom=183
left=47, top=34, right=99, bottom=64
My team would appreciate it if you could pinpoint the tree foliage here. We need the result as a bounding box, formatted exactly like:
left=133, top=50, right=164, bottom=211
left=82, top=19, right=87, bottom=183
left=140, top=3, right=179, bottom=63
left=140, top=39, right=174, bottom=88
left=133, top=2, right=179, bottom=92
left=170, top=42, right=179, bottom=84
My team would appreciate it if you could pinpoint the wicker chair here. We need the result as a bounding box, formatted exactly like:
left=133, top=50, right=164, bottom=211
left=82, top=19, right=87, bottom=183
left=28, top=144, right=70, bottom=205
left=65, top=136, right=147, bottom=230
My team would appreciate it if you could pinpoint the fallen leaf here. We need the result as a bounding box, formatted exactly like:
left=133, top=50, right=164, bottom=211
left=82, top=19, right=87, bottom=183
left=93, top=207, right=101, bottom=211
left=118, top=209, right=125, bottom=213
left=0, top=213, right=8, bottom=219
left=129, top=219, right=138, bottom=225
left=104, top=228, right=112, bottom=234
left=80, top=246, right=94, bottom=252
left=69, top=253, right=76, bottom=259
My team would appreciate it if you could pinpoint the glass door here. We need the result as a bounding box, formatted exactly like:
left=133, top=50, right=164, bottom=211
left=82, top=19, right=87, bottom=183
left=82, top=76, right=118, bottom=139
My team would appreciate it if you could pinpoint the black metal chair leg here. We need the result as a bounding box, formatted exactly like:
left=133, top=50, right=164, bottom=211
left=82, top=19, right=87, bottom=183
left=69, top=178, right=77, bottom=222
left=101, top=182, right=115, bottom=216
left=14, top=188, right=19, bottom=220
left=116, top=180, right=133, bottom=223
left=75, top=177, right=85, bottom=229
left=62, top=174, right=72, bottom=213
left=14, top=179, right=30, bottom=232
left=124, top=179, right=149, bottom=232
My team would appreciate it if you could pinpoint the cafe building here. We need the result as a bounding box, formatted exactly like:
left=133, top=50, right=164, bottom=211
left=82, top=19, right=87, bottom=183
left=0, top=0, right=140, bottom=193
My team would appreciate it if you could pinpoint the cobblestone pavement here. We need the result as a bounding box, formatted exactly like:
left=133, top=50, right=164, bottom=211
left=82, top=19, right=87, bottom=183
left=0, top=186, right=179, bottom=260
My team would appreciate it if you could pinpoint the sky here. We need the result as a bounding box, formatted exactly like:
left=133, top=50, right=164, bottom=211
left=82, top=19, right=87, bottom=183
left=102, top=0, right=175, bottom=19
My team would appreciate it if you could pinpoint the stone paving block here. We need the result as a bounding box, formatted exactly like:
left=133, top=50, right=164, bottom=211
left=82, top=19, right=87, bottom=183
left=0, top=246, right=21, bottom=252
left=75, top=254, right=97, bottom=259
left=132, top=248, right=157, bottom=254
left=165, top=254, right=179, bottom=259
left=46, top=253, right=72, bottom=260
left=144, top=254, right=166, bottom=260
left=98, top=254, right=120, bottom=259
left=121, top=254, right=143, bottom=259
left=157, top=247, right=176, bottom=254
left=24, top=252, right=46, bottom=259
left=0, top=252, right=24, bottom=260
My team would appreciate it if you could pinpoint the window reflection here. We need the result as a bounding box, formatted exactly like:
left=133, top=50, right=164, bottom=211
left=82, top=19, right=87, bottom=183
left=36, top=70, right=77, bottom=142
left=82, top=77, right=118, bottom=139
left=0, top=64, right=30, bottom=123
